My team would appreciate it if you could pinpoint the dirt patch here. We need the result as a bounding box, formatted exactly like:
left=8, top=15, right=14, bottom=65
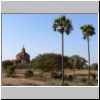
left=2, top=69, right=98, bottom=86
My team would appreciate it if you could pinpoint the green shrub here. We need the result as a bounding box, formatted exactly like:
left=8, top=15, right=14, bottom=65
left=2, top=60, right=14, bottom=70
left=64, top=75, right=68, bottom=80
left=67, top=75, right=74, bottom=81
left=91, top=73, right=96, bottom=80
left=62, top=82, right=70, bottom=86
left=96, top=80, right=98, bottom=84
left=7, top=66, right=16, bottom=77
left=91, top=63, right=98, bottom=70
left=24, top=70, right=33, bottom=77
left=51, top=71, right=61, bottom=79
left=81, top=78, right=87, bottom=82
left=87, top=81, right=95, bottom=86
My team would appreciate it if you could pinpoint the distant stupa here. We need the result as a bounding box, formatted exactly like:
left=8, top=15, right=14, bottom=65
left=15, top=46, right=30, bottom=67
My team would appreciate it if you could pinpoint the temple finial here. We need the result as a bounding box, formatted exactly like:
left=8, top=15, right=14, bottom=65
left=23, top=44, right=24, bottom=48
left=22, top=45, right=25, bottom=52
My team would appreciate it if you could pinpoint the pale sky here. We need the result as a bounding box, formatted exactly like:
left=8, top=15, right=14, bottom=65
left=2, top=14, right=98, bottom=64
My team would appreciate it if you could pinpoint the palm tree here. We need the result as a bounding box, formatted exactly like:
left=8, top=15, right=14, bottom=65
left=80, top=24, right=96, bottom=81
left=52, top=16, right=73, bottom=85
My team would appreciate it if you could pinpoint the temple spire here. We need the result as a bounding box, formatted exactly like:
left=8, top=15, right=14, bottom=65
left=23, top=45, right=24, bottom=48
left=22, top=45, right=25, bottom=52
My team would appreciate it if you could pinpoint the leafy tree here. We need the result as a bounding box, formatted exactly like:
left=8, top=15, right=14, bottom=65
left=70, top=55, right=87, bottom=68
left=31, top=53, right=69, bottom=72
left=53, top=16, right=73, bottom=85
left=2, top=60, right=14, bottom=70
left=6, top=66, right=16, bottom=77
left=69, top=55, right=87, bottom=77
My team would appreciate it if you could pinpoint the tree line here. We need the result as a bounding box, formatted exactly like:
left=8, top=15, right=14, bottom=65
left=2, top=53, right=98, bottom=71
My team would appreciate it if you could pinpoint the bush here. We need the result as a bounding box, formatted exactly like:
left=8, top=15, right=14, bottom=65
left=91, top=73, right=96, bottom=80
left=91, top=63, right=98, bottom=70
left=81, top=78, right=87, bottom=82
left=62, top=82, right=70, bottom=86
left=67, top=75, right=74, bottom=81
left=64, top=75, right=68, bottom=80
left=87, top=81, right=95, bottom=86
left=2, top=60, right=14, bottom=70
left=51, top=71, right=61, bottom=79
left=24, top=70, right=33, bottom=77
left=6, top=66, right=16, bottom=77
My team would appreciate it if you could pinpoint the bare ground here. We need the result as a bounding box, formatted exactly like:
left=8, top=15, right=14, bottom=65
left=2, top=69, right=98, bottom=86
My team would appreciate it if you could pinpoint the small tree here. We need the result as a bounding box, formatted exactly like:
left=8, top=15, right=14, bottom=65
left=2, top=60, right=14, bottom=70
left=7, top=66, right=16, bottom=77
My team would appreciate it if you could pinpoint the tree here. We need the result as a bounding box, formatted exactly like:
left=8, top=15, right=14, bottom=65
left=80, top=24, right=96, bottom=81
left=53, top=16, right=73, bottom=85
left=70, top=55, right=87, bottom=76
left=70, top=56, right=77, bottom=77
left=7, top=66, right=16, bottom=77
left=31, top=53, right=69, bottom=72
left=2, top=60, right=14, bottom=70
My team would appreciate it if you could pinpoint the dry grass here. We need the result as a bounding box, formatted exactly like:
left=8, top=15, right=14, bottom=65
left=2, top=69, right=98, bottom=86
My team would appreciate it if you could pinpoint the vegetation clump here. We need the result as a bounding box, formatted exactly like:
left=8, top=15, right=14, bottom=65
left=62, top=82, right=70, bottom=86
left=67, top=75, right=74, bottom=81
left=91, top=73, right=96, bottom=80
left=80, top=78, right=87, bottom=82
left=7, top=66, right=16, bottom=77
left=51, top=70, right=62, bottom=79
left=2, top=60, right=14, bottom=70
left=24, top=70, right=34, bottom=77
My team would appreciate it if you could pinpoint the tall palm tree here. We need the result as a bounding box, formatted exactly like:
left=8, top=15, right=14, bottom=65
left=52, top=16, right=73, bottom=85
left=80, top=24, right=96, bottom=81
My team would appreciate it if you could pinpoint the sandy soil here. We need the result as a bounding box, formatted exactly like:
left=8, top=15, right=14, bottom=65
left=2, top=69, right=98, bottom=86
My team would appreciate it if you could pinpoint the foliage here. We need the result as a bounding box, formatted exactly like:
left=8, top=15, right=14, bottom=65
left=64, top=75, right=68, bottom=80
left=80, top=24, right=96, bottom=39
left=51, top=70, right=62, bottom=79
left=87, top=81, right=95, bottom=86
left=80, top=24, right=96, bottom=81
left=67, top=75, right=74, bottom=81
left=80, top=78, right=87, bottom=82
left=6, top=66, right=16, bottom=77
left=91, top=73, right=96, bottom=80
left=30, top=53, right=88, bottom=72
left=31, top=53, right=69, bottom=72
left=2, top=60, right=14, bottom=70
left=52, top=15, right=73, bottom=86
left=69, top=55, right=87, bottom=69
left=91, top=63, right=98, bottom=70
left=53, top=16, right=73, bottom=34
left=62, top=82, right=70, bottom=86
left=24, top=70, right=34, bottom=77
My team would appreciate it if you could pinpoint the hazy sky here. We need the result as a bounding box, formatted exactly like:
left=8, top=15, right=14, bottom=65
left=2, top=14, right=98, bottom=64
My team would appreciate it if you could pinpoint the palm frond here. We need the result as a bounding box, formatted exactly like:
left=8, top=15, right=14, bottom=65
left=52, top=15, right=73, bottom=35
left=80, top=24, right=96, bottom=39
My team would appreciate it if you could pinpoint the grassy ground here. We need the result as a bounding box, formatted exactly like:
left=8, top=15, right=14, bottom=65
left=2, top=69, right=98, bottom=86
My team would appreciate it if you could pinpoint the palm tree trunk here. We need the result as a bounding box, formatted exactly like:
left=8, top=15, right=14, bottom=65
left=61, top=33, right=64, bottom=85
left=87, top=37, right=91, bottom=81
